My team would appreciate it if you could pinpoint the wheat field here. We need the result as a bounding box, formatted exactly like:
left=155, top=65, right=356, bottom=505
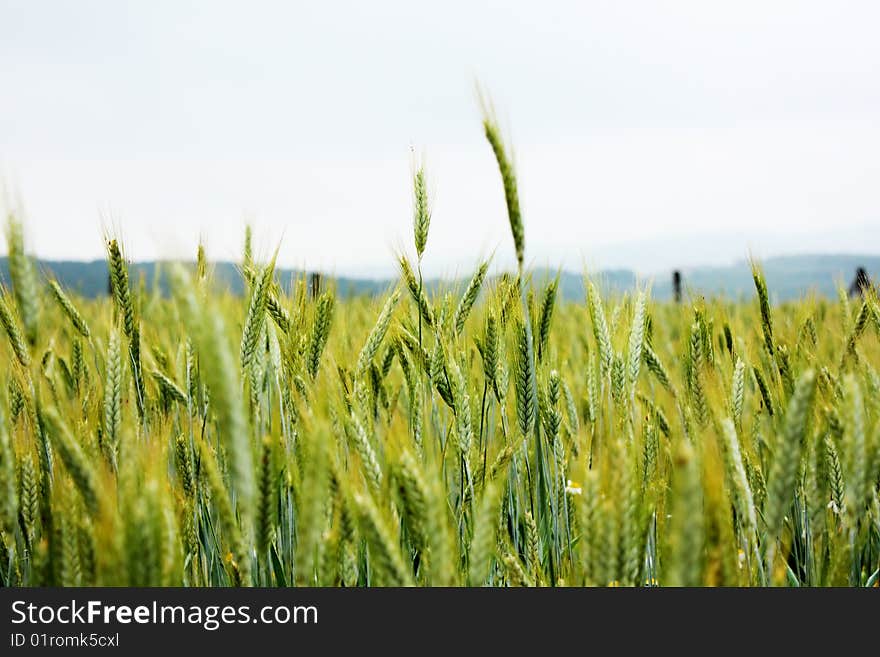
left=1, top=111, right=879, bottom=588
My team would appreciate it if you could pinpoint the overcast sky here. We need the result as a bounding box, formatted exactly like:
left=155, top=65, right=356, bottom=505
left=1, top=1, right=878, bottom=277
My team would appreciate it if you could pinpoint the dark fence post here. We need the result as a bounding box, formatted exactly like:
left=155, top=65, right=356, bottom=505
left=672, top=270, right=682, bottom=303
left=309, top=272, right=323, bottom=300
left=848, top=267, right=871, bottom=298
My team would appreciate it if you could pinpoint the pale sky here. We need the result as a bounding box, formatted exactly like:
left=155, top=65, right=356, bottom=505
left=1, top=1, right=878, bottom=277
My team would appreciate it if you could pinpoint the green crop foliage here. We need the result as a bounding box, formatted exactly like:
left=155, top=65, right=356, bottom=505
left=0, top=109, right=878, bottom=588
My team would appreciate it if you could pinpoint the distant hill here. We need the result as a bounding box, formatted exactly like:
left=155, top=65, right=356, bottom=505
left=0, top=259, right=393, bottom=299
left=652, top=254, right=880, bottom=302
left=493, top=256, right=878, bottom=302
left=0, top=254, right=876, bottom=303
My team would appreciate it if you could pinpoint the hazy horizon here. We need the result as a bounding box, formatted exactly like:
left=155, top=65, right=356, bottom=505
left=2, top=1, right=879, bottom=278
